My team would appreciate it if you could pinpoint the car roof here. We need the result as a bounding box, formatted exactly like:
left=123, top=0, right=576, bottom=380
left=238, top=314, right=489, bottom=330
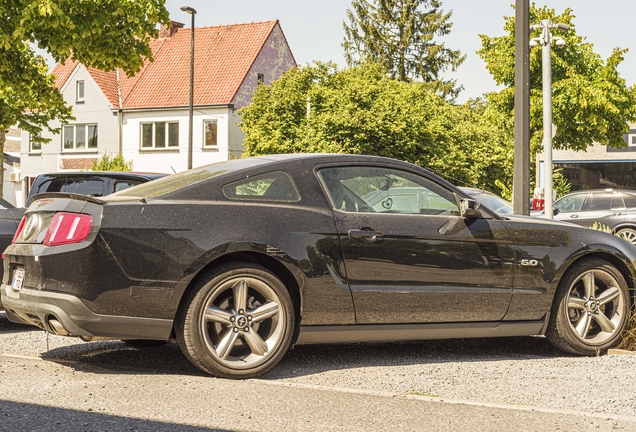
left=34, top=171, right=167, bottom=180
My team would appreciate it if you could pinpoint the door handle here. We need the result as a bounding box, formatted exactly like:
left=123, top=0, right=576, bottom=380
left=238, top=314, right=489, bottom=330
left=570, top=214, right=579, bottom=218
left=348, top=229, right=383, bottom=242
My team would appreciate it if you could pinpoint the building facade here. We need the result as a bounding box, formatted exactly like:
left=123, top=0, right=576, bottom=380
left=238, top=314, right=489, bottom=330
left=21, top=20, right=296, bottom=180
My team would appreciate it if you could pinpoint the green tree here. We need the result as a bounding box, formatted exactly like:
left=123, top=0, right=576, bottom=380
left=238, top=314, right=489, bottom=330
left=1, top=0, right=169, bottom=196
left=478, top=4, right=636, bottom=157
left=342, top=0, right=465, bottom=99
left=240, top=63, right=511, bottom=196
left=91, top=153, right=132, bottom=172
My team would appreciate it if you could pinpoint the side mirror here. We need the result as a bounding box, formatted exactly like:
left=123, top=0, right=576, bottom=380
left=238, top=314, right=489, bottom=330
left=553, top=208, right=559, bottom=215
left=460, top=198, right=481, bottom=219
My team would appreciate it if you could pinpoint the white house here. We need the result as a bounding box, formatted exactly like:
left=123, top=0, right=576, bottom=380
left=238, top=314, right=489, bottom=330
left=21, top=20, right=296, bottom=178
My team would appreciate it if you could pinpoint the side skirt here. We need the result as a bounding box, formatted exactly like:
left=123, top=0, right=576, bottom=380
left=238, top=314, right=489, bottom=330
left=296, top=319, right=547, bottom=345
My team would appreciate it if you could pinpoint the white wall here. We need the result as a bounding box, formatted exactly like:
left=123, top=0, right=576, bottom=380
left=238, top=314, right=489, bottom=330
left=122, top=107, right=232, bottom=173
left=20, top=64, right=119, bottom=179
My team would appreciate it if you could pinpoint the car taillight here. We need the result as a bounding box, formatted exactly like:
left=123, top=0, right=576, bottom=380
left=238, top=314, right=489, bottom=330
left=12, top=216, right=27, bottom=244
left=43, top=212, right=92, bottom=246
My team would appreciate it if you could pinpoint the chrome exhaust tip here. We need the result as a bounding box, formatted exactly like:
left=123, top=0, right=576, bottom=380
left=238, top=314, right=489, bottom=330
left=48, top=319, right=69, bottom=336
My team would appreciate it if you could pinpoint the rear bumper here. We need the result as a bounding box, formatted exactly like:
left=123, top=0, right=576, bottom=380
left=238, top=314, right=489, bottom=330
left=1, top=284, right=173, bottom=340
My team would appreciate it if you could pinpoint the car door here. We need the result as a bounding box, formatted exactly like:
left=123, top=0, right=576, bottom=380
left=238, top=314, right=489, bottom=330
left=553, top=192, right=589, bottom=226
left=557, top=192, right=621, bottom=228
left=317, top=165, right=515, bottom=325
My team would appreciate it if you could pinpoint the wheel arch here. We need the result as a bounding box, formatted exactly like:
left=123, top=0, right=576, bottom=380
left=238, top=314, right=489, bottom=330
left=612, top=223, right=636, bottom=234
left=553, top=250, right=636, bottom=300
left=173, top=250, right=303, bottom=339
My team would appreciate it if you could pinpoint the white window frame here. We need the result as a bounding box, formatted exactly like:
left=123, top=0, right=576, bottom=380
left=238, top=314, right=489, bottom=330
left=203, top=119, right=219, bottom=148
left=628, top=133, right=636, bottom=147
left=140, top=121, right=179, bottom=150
left=76, top=80, right=85, bottom=102
left=29, top=133, right=42, bottom=153
left=62, top=123, right=98, bottom=152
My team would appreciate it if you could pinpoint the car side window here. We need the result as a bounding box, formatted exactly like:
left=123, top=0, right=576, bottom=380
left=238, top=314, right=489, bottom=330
left=114, top=180, right=141, bottom=193
left=610, top=195, right=626, bottom=210
left=555, top=193, right=586, bottom=213
left=582, top=194, right=613, bottom=211
left=317, top=166, right=460, bottom=215
left=222, top=171, right=300, bottom=202
left=623, top=194, right=636, bottom=208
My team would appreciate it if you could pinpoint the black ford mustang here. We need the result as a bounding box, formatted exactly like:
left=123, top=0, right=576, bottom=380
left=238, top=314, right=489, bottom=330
left=2, top=154, right=635, bottom=379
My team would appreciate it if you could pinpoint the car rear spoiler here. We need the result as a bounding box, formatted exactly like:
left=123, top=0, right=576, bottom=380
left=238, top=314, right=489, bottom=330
left=29, top=192, right=106, bottom=205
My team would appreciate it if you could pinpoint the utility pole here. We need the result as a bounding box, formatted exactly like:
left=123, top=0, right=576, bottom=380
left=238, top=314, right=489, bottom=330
left=530, top=20, right=568, bottom=219
left=513, top=0, right=530, bottom=215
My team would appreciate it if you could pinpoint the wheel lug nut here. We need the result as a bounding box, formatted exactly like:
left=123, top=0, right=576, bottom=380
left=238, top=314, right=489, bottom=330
left=248, top=316, right=252, bottom=321
left=244, top=327, right=249, bottom=332
left=239, top=309, right=244, bottom=314
left=233, top=328, right=239, bottom=333
left=230, top=316, right=235, bottom=322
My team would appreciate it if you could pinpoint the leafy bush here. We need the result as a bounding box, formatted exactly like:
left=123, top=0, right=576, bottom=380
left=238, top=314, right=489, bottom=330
left=92, top=153, right=132, bottom=172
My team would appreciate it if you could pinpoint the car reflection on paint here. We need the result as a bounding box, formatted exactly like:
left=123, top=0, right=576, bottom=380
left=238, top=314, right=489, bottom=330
left=2, top=154, right=635, bottom=379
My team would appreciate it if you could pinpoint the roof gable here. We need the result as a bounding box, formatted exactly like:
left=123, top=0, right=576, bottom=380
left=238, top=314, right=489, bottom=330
left=121, top=20, right=279, bottom=109
left=52, top=20, right=285, bottom=111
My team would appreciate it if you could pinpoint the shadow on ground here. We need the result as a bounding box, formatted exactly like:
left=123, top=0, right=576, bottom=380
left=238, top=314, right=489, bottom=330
left=0, top=400, right=230, bottom=432
left=38, top=332, right=564, bottom=380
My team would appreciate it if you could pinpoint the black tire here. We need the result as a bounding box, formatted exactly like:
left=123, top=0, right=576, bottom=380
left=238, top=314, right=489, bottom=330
left=546, top=258, right=630, bottom=355
left=122, top=340, right=168, bottom=348
left=616, top=228, right=636, bottom=246
left=175, top=262, right=294, bottom=379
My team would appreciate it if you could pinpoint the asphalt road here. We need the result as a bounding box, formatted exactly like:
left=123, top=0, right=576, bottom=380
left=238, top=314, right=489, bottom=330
left=2, top=312, right=636, bottom=431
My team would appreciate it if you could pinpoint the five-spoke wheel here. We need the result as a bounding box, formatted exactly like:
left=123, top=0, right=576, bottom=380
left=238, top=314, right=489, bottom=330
left=176, top=262, right=294, bottom=379
left=546, top=258, right=630, bottom=355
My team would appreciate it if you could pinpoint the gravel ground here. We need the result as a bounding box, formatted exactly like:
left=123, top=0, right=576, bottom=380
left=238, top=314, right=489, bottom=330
left=2, top=311, right=636, bottom=420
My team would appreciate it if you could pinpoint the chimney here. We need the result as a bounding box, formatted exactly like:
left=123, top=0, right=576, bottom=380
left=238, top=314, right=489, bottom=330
left=159, top=20, right=185, bottom=38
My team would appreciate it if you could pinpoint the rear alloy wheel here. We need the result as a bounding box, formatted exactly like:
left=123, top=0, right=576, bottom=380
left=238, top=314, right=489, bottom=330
left=176, top=262, right=294, bottom=379
left=616, top=228, right=636, bottom=246
left=546, top=258, right=630, bottom=355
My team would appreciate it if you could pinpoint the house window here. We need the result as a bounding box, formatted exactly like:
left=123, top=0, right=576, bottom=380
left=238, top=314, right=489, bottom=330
left=29, top=133, right=42, bottom=152
left=76, top=81, right=85, bottom=102
left=204, top=119, right=218, bottom=147
left=629, top=134, right=636, bottom=147
left=141, top=122, right=179, bottom=149
left=63, top=124, right=98, bottom=151
left=257, top=73, right=264, bottom=84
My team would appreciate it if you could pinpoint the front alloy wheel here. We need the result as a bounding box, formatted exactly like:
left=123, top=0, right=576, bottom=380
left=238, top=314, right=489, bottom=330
left=546, top=258, right=630, bottom=355
left=177, top=262, right=294, bottom=379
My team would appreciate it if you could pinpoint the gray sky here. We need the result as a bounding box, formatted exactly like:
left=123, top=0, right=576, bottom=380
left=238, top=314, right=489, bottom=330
left=164, top=0, right=636, bottom=103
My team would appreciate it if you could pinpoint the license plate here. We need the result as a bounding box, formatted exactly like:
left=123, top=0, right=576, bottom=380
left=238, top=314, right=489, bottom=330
left=11, top=268, right=25, bottom=291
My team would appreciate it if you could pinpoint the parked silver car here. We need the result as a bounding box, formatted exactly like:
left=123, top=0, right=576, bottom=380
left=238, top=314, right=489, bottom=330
left=545, top=189, right=636, bottom=245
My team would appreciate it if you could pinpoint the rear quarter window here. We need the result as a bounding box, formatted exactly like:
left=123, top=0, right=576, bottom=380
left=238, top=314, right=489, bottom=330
left=222, top=171, right=300, bottom=202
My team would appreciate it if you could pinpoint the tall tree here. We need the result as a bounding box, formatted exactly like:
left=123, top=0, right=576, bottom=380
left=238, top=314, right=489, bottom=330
left=0, top=0, right=169, bottom=197
left=342, top=0, right=465, bottom=99
left=478, top=5, right=636, bottom=156
left=240, top=63, right=511, bottom=197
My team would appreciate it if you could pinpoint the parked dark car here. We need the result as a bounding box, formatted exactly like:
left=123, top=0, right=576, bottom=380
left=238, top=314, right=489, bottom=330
left=26, top=171, right=168, bottom=206
left=0, top=171, right=166, bottom=311
left=2, top=154, right=635, bottom=379
left=545, top=189, right=636, bottom=245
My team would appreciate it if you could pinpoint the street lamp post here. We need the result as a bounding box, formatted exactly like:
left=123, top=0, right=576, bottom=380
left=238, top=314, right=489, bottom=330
left=181, top=6, right=197, bottom=170
left=530, top=20, right=568, bottom=219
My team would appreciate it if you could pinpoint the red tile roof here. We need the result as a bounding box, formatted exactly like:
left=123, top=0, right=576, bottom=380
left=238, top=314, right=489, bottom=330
left=52, top=20, right=284, bottom=110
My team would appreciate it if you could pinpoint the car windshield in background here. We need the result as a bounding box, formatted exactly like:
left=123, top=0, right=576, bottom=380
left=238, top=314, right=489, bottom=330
left=460, top=187, right=513, bottom=215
